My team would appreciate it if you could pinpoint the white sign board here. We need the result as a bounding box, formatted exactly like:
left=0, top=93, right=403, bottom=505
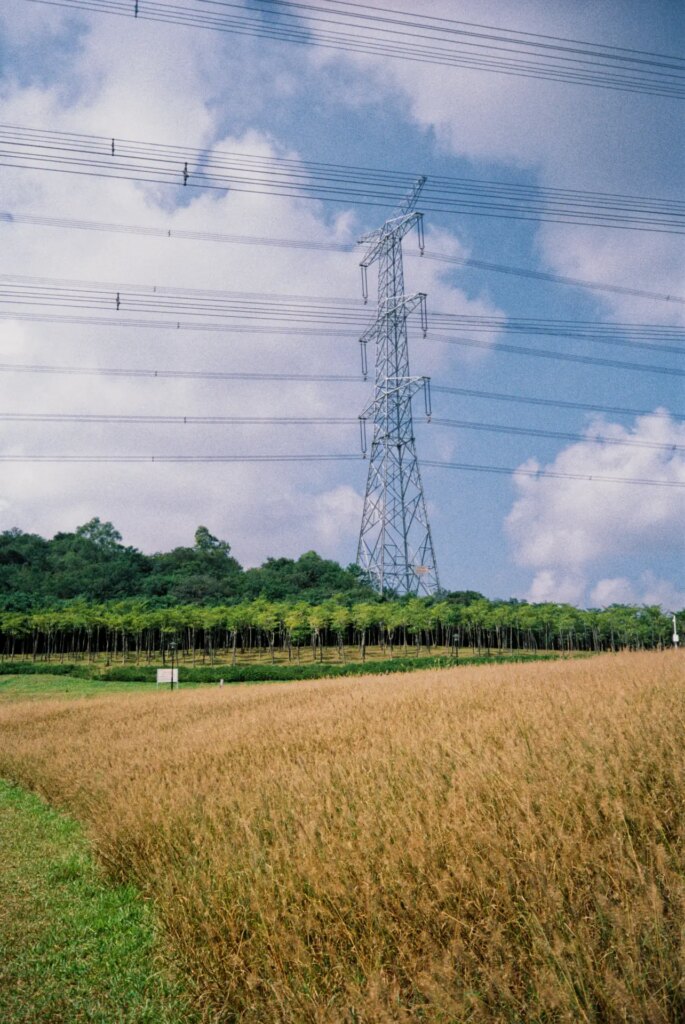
left=156, top=668, right=178, bottom=684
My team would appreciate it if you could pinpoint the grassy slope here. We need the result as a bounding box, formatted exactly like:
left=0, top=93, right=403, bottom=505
left=0, top=779, right=194, bottom=1024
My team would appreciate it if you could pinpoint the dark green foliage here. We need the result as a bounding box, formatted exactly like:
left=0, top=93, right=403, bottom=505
left=0, top=523, right=150, bottom=607
left=100, top=652, right=566, bottom=684
left=0, top=529, right=51, bottom=610
left=0, top=662, right=92, bottom=677
left=143, top=526, right=243, bottom=603
left=241, top=551, right=374, bottom=602
left=441, top=589, right=486, bottom=605
left=0, top=523, right=374, bottom=609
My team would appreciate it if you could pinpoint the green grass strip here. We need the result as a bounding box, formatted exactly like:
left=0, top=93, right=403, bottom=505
left=0, top=779, right=195, bottom=1023
left=0, top=674, right=154, bottom=702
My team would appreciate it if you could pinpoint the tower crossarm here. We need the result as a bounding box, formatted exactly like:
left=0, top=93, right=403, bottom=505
left=378, top=291, right=426, bottom=318
left=360, top=292, right=426, bottom=340
left=358, top=176, right=427, bottom=301
left=359, top=211, right=423, bottom=273
left=396, top=175, right=427, bottom=218
left=358, top=376, right=431, bottom=456
left=358, top=292, right=427, bottom=377
left=358, top=175, right=427, bottom=258
left=361, top=375, right=427, bottom=414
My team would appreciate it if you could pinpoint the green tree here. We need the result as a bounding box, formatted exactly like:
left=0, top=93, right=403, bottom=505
left=352, top=602, right=380, bottom=662
left=75, top=518, right=123, bottom=550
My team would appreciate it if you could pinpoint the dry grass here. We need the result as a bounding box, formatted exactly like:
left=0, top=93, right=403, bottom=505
left=0, top=652, right=683, bottom=1023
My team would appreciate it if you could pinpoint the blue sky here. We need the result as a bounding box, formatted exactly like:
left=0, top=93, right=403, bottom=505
left=0, top=0, right=683, bottom=608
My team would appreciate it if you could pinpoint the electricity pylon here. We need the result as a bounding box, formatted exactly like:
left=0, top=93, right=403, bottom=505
left=356, top=177, right=440, bottom=596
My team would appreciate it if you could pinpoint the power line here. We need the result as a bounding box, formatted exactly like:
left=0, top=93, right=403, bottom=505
left=0, top=452, right=361, bottom=463
left=2, top=312, right=681, bottom=376
left=428, top=333, right=685, bottom=378
left=22, top=0, right=685, bottom=99
left=2, top=276, right=683, bottom=353
left=2, top=124, right=683, bottom=232
left=2, top=413, right=357, bottom=424
left=291, top=0, right=683, bottom=64
left=427, top=418, right=685, bottom=454
left=422, top=460, right=685, bottom=488
left=3, top=450, right=681, bottom=487
left=431, top=384, right=685, bottom=423
left=1, top=360, right=680, bottom=422
left=0, top=361, right=365, bottom=383
left=421, top=252, right=685, bottom=306
left=7, top=410, right=682, bottom=456
left=4, top=210, right=683, bottom=304
left=0, top=211, right=353, bottom=251
left=1, top=356, right=682, bottom=434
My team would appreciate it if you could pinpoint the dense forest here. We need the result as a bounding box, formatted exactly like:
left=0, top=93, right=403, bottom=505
left=0, top=519, right=377, bottom=608
left=0, top=519, right=681, bottom=661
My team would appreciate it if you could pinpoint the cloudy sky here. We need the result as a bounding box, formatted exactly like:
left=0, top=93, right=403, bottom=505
left=1, top=0, right=683, bottom=607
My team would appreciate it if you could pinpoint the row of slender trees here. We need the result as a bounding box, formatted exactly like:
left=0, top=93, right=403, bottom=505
left=0, top=597, right=679, bottom=665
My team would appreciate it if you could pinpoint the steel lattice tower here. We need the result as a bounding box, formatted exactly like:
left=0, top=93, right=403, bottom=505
left=356, top=178, right=440, bottom=595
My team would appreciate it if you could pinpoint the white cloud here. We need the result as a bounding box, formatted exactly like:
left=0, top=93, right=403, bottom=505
left=311, top=485, right=363, bottom=550
left=527, top=570, right=586, bottom=605
left=589, top=577, right=636, bottom=606
left=590, top=572, right=685, bottom=611
left=506, top=412, right=685, bottom=605
left=535, top=225, right=685, bottom=328
left=637, top=571, right=685, bottom=612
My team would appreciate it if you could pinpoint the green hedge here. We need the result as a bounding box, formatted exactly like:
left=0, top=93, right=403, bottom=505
left=0, top=662, right=93, bottom=678
left=0, top=652, right=572, bottom=685
left=100, top=652, right=566, bottom=684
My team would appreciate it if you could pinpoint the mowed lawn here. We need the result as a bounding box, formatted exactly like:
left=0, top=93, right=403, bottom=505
left=0, top=653, right=683, bottom=1023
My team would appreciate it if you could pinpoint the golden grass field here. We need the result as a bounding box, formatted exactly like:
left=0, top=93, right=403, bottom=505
left=1, top=652, right=683, bottom=1023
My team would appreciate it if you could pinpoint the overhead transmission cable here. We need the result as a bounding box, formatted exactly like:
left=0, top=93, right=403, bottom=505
left=2, top=125, right=683, bottom=232
left=2, top=317, right=681, bottom=377
left=4, top=413, right=357, bottom=425
left=431, top=384, right=684, bottom=423
left=419, top=251, right=685, bottom=306
left=0, top=452, right=360, bottom=464
left=0, top=362, right=365, bottom=383
left=22, top=0, right=685, bottom=99
left=426, top=418, right=685, bottom=454
left=3, top=210, right=684, bottom=304
left=2, top=276, right=683, bottom=351
left=3, top=450, right=681, bottom=488
left=422, top=461, right=685, bottom=489
left=428, top=333, right=684, bottom=378
left=2, top=278, right=683, bottom=375
left=0, top=361, right=682, bottom=423
left=7, top=410, right=683, bottom=455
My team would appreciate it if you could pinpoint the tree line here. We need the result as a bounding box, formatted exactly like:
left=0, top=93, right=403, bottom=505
left=1, top=519, right=680, bottom=663
left=0, top=595, right=678, bottom=665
